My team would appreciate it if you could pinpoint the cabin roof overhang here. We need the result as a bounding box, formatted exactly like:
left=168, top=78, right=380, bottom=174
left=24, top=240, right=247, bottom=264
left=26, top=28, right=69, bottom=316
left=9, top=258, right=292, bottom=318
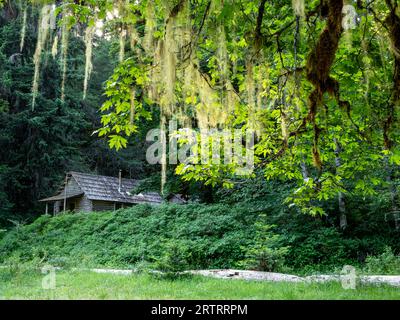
left=39, top=191, right=84, bottom=202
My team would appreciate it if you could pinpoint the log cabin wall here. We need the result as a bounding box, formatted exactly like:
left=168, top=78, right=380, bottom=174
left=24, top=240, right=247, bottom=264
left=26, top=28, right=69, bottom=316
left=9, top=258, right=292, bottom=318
left=75, top=195, right=93, bottom=212
left=53, top=196, right=92, bottom=214
left=92, top=200, right=118, bottom=212
left=65, top=177, right=82, bottom=195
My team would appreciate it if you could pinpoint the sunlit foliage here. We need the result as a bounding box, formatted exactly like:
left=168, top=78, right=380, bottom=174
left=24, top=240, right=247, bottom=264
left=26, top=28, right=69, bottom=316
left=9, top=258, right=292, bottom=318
left=14, top=0, right=400, bottom=216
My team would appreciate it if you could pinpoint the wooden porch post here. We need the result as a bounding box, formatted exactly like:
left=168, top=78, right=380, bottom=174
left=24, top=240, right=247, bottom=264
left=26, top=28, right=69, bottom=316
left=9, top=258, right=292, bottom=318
left=63, top=174, right=67, bottom=212
left=45, top=203, right=48, bottom=215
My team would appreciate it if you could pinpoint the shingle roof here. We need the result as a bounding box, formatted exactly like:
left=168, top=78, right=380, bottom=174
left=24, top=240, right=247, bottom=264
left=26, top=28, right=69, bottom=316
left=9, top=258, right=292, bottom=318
left=130, top=192, right=164, bottom=205
left=40, top=172, right=165, bottom=205
left=71, top=172, right=140, bottom=203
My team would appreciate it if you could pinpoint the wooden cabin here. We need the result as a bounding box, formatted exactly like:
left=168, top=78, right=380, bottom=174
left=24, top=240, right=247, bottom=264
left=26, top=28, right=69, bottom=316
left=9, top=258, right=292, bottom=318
left=39, top=171, right=184, bottom=214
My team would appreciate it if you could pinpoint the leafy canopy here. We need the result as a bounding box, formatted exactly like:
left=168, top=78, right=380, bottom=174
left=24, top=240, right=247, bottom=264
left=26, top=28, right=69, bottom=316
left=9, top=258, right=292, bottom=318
left=18, top=0, right=400, bottom=214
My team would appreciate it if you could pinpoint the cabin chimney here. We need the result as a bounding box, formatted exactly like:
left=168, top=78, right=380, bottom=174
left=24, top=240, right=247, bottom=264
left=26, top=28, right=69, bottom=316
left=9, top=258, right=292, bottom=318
left=118, top=170, right=122, bottom=192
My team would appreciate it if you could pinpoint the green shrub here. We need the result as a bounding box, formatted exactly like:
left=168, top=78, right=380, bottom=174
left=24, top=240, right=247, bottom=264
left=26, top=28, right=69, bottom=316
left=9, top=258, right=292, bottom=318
left=0, top=204, right=259, bottom=270
left=3, top=253, right=22, bottom=278
left=364, top=247, right=400, bottom=275
left=284, top=226, right=357, bottom=272
left=239, top=216, right=289, bottom=272
left=1, top=183, right=399, bottom=275
left=152, top=241, right=191, bottom=278
left=46, top=256, right=73, bottom=269
left=1, top=253, right=45, bottom=283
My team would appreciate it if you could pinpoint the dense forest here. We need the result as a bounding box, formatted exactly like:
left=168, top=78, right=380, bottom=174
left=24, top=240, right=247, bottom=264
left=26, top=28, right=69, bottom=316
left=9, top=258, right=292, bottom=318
left=0, top=1, right=162, bottom=225
left=0, top=0, right=399, bottom=275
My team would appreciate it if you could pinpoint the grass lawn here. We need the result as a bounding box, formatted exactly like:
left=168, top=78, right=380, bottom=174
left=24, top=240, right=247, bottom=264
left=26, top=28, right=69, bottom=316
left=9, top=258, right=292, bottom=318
left=0, top=270, right=399, bottom=300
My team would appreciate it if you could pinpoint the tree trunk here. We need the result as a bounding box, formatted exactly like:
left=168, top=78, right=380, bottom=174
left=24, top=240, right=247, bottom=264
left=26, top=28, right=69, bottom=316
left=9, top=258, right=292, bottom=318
left=383, top=0, right=400, bottom=230
left=338, top=191, right=347, bottom=230
left=385, top=157, right=399, bottom=230
left=334, top=139, right=347, bottom=230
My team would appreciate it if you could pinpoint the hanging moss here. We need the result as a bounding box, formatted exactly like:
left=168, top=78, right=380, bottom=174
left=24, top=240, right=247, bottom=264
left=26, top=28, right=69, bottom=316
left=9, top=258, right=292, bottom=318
left=19, top=5, right=27, bottom=52
left=210, top=0, right=223, bottom=14
left=146, top=0, right=229, bottom=131
left=31, top=4, right=53, bottom=111
left=150, top=1, right=188, bottom=192
left=256, top=63, right=269, bottom=112
left=292, top=0, right=305, bottom=17
left=119, top=27, right=126, bottom=63
left=305, top=0, right=344, bottom=170
left=163, top=18, right=177, bottom=115
left=216, top=23, right=237, bottom=122
left=60, top=17, right=69, bottom=102
left=143, top=0, right=156, bottom=52
left=147, top=39, right=163, bottom=102
left=83, top=25, right=95, bottom=99
left=281, top=110, right=289, bottom=143
left=128, top=24, right=140, bottom=54
left=245, top=59, right=256, bottom=123
left=51, top=34, right=58, bottom=58
left=130, top=88, right=135, bottom=124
